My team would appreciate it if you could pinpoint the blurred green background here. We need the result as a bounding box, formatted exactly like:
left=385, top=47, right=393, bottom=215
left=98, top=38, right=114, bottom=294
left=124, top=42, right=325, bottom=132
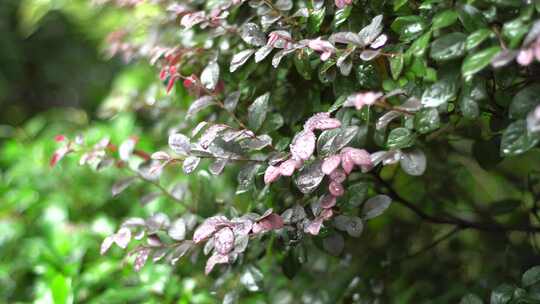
left=0, top=1, right=221, bottom=303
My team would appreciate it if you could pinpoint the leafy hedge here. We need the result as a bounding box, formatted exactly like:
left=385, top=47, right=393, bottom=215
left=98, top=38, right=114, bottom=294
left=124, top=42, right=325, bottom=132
left=48, top=0, right=540, bottom=302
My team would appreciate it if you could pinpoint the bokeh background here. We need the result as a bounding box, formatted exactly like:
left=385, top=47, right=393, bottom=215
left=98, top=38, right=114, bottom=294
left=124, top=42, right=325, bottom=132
left=0, top=1, right=221, bottom=302
left=3, top=1, right=540, bottom=303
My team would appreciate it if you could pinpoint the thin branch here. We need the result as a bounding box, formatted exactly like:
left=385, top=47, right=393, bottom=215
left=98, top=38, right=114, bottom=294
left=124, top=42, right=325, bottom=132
left=393, top=227, right=462, bottom=263
left=375, top=175, right=540, bottom=233
left=124, top=166, right=195, bottom=212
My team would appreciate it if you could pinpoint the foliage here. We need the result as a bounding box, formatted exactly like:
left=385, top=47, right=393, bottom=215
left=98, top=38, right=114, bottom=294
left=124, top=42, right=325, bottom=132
left=13, top=0, right=540, bottom=302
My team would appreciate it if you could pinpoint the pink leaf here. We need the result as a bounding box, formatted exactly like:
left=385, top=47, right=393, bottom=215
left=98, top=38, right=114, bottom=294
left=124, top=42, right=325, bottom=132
left=134, top=248, right=150, bottom=272
left=320, top=194, right=337, bottom=209
left=279, top=159, right=297, bottom=176
left=340, top=152, right=355, bottom=174
left=329, top=181, right=345, bottom=197
left=264, top=165, right=281, bottom=184
left=321, top=155, right=341, bottom=175
left=100, top=236, right=114, bottom=255
left=50, top=146, right=69, bottom=167
left=329, top=168, right=347, bottom=183
left=290, top=130, right=316, bottom=160
left=205, top=253, right=229, bottom=275
left=181, top=11, right=206, bottom=29
left=517, top=49, right=534, bottom=66
left=114, top=227, right=132, bottom=249
left=305, top=218, right=323, bottom=235
left=305, top=112, right=341, bottom=131
left=252, top=214, right=284, bottom=234
left=343, top=148, right=372, bottom=167
left=214, top=227, right=235, bottom=254
left=193, top=216, right=229, bottom=243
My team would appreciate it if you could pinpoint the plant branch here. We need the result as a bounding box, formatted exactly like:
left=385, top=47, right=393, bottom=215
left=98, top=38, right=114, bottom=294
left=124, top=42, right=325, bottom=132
left=393, top=227, right=462, bottom=263
left=375, top=175, right=540, bottom=233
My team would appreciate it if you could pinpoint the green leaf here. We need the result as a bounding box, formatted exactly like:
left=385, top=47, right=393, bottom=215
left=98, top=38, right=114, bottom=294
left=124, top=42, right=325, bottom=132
left=393, top=0, right=408, bottom=11
left=347, top=182, right=369, bottom=207
left=500, top=120, right=540, bottom=156
left=333, top=6, right=351, bottom=29
left=386, top=127, right=415, bottom=149
left=509, top=84, right=540, bottom=119
left=51, top=273, right=72, bottom=304
left=308, top=7, right=326, bottom=34
left=458, top=4, right=487, bottom=32
left=408, top=31, right=432, bottom=57
left=523, top=266, right=540, bottom=287
left=294, top=52, right=312, bottom=80
left=247, top=93, right=270, bottom=132
left=415, top=108, right=441, bottom=134
left=490, top=284, right=514, bottom=304
left=430, top=32, right=467, bottom=61
left=466, top=29, right=493, bottom=51
left=389, top=52, right=404, bottom=80
left=460, top=97, right=479, bottom=119
left=502, top=18, right=530, bottom=48
left=391, top=16, right=427, bottom=41
left=421, top=78, right=457, bottom=108
left=460, top=293, right=483, bottom=304
left=461, top=46, right=501, bottom=78
left=432, top=10, right=459, bottom=30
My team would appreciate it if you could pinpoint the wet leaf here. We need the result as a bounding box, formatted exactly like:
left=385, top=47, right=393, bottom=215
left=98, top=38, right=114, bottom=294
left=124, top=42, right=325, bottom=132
left=112, top=176, right=136, bottom=197
left=240, top=23, right=266, bottom=46
left=230, top=49, right=255, bottom=72
left=500, top=120, right=540, bottom=156
left=201, top=61, right=219, bottom=90
left=248, top=93, right=270, bottom=132
left=362, top=195, right=392, bottom=220
left=182, top=156, right=201, bottom=174
left=386, top=127, right=415, bottom=150
left=399, top=148, right=426, bottom=176
left=295, top=160, right=325, bottom=194
left=430, top=32, right=467, bottom=61
left=187, top=96, right=215, bottom=118
left=168, top=218, right=187, bottom=241
left=509, top=84, right=540, bottom=119
left=462, top=46, right=501, bottom=78
left=168, top=133, right=191, bottom=155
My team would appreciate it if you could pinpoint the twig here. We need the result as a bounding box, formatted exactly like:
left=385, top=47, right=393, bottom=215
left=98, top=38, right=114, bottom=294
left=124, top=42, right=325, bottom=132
left=375, top=175, right=540, bottom=233
left=392, top=227, right=462, bottom=263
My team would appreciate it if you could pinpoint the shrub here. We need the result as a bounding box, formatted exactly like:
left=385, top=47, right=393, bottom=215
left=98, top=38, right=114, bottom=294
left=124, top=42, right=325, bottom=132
left=52, top=0, right=540, bottom=302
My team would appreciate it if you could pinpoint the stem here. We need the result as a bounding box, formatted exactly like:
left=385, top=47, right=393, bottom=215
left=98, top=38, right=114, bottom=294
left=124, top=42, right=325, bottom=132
left=375, top=175, right=540, bottom=233
left=124, top=166, right=195, bottom=212
left=392, top=227, right=462, bottom=263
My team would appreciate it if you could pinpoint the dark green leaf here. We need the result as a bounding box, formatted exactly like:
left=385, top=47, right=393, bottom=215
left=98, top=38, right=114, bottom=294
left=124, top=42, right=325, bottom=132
left=523, top=266, right=540, bottom=287
left=458, top=4, right=487, bottom=32
left=466, top=29, right=493, bottom=51
left=500, top=120, right=540, bottom=156
left=333, top=6, right=351, bottom=29
left=490, top=284, right=514, bottom=304
left=430, top=32, right=467, bottom=61
left=391, top=16, right=427, bottom=41
left=432, top=10, right=459, bottom=30
left=415, top=108, right=441, bottom=134
left=460, top=293, right=483, bottom=304
left=462, top=46, right=501, bottom=78
left=509, top=84, right=540, bottom=119
left=409, top=31, right=431, bottom=57
left=386, top=127, right=415, bottom=149
left=308, top=7, right=326, bottom=34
